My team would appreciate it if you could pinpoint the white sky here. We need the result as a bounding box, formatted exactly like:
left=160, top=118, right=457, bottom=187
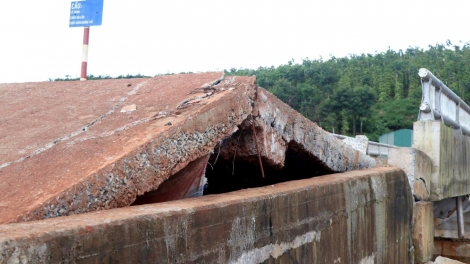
left=1, top=0, right=469, bottom=83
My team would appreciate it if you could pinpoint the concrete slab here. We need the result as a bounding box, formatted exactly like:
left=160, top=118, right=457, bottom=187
left=0, top=167, right=412, bottom=263
left=0, top=78, right=150, bottom=164
left=0, top=73, right=254, bottom=224
left=215, top=88, right=376, bottom=173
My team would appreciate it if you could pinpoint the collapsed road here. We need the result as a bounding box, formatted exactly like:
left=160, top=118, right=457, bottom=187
left=0, top=72, right=375, bottom=224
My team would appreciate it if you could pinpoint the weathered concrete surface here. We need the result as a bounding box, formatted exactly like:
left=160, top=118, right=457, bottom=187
left=413, top=202, right=434, bottom=263
left=0, top=73, right=376, bottom=224
left=388, top=148, right=431, bottom=201
left=0, top=73, right=255, bottom=224
left=0, top=78, right=147, bottom=164
left=413, top=121, right=470, bottom=201
left=0, top=167, right=412, bottom=263
left=216, top=88, right=375, bottom=172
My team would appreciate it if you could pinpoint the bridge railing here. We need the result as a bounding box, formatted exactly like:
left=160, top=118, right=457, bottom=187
left=418, top=68, right=470, bottom=135
left=332, top=134, right=396, bottom=157
left=367, top=141, right=396, bottom=157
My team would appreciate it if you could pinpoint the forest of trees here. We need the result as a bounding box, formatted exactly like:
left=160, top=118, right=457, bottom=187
left=226, top=41, right=470, bottom=141
left=51, top=73, right=150, bottom=81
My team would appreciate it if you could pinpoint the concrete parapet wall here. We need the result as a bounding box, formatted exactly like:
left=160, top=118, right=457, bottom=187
left=0, top=167, right=412, bottom=264
left=413, top=121, right=470, bottom=201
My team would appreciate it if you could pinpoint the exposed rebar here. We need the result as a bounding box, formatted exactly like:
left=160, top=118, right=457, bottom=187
left=251, top=117, right=265, bottom=178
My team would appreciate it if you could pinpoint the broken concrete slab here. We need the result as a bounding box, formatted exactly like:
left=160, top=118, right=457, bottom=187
left=213, top=88, right=375, bottom=173
left=388, top=147, right=432, bottom=200
left=0, top=73, right=376, bottom=224
left=253, top=89, right=375, bottom=171
left=0, top=73, right=255, bottom=224
left=342, top=135, right=369, bottom=154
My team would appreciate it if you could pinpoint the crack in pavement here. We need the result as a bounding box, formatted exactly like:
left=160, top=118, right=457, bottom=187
left=66, top=114, right=166, bottom=146
left=0, top=80, right=150, bottom=169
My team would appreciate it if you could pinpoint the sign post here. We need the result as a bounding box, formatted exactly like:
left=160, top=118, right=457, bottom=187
left=69, top=0, right=104, bottom=81
left=81, top=27, right=90, bottom=81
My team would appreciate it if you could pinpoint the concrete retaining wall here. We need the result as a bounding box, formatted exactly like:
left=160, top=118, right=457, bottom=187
left=413, top=121, right=470, bottom=201
left=0, top=167, right=413, bottom=264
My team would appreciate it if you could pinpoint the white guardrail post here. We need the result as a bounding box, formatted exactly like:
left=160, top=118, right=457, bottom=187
left=418, top=68, right=470, bottom=135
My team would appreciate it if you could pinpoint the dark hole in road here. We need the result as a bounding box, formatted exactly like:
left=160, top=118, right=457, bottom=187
left=203, top=141, right=334, bottom=195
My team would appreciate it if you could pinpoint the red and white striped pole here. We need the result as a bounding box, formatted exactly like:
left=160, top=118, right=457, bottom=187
left=80, top=27, right=90, bottom=81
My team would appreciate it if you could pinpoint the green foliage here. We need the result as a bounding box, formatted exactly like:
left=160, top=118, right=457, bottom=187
left=51, top=73, right=151, bottom=81
left=227, top=41, right=470, bottom=138
left=321, top=86, right=375, bottom=134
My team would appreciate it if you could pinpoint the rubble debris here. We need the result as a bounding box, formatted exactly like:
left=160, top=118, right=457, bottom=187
left=120, top=104, right=137, bottom=113
left=342, top=135, right=369, bottom=153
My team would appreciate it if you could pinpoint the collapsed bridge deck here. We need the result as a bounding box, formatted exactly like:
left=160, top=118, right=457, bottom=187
left=0, top=73, right=374, bottom=224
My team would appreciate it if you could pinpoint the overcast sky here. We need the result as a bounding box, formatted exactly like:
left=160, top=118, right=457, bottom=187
left=1, top=0, right=469, bottom=83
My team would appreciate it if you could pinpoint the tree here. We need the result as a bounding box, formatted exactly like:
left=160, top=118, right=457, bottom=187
left=269, top=78, right=300, bottom=110
left=351, top=86, right=376, bottom=134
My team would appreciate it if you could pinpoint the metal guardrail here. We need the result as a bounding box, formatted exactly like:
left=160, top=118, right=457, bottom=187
left=367, top=141, right=396, bottom=157
left=332, top=134, right=396, bottom=157
left=418, top=68, right=470, bottom=135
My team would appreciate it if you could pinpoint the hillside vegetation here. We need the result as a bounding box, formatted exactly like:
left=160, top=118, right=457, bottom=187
left=227, top=41, right=470, bottom=141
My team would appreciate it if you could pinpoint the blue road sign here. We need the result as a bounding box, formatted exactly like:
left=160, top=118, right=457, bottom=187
left=69, top=0, right=104, bottom=27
